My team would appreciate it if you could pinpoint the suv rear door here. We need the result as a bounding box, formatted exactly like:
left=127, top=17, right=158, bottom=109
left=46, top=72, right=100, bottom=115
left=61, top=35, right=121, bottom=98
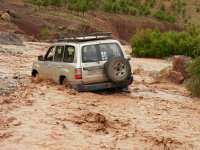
left=81, top=42, right=124, bottom=84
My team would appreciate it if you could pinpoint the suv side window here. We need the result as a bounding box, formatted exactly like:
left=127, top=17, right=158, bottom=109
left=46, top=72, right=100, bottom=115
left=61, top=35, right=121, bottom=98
left=82, top=45, right=99, bottom=63
left=98, top=43, right=123, bottom=61
left=45, top=46, right=56, bottom=61
left=54, top=46, right=65, bottom=62
left=63, top=46, right=75, bottom=63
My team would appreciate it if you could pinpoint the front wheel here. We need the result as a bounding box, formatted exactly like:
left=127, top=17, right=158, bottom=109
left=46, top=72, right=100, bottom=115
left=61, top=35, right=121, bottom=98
left=32, top=73, right=41, bottom=83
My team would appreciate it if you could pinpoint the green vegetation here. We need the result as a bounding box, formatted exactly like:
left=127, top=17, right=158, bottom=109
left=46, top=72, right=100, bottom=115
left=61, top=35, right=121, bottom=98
left=171, top=0, right=186, bottom=16
left=131, top=26, right=200, bottom=58
left=131, top=25, right=200, bottom=97
left=26, top=0, right=188, bottom=23
left=154, top=10, right=176, bottom=23
left=102, top=0, right=152, bottom=16
left=27, top=0, right=153, bottom=16
left=152, top=0, right=186, bottom=23
left=39, top=27, right=50, bottom=40
left=197, top=7, right=200, bottom=13
left=27, top=0, right=66, bottom=7
left=67, top=0, right=96, bottom=15
left=186, top=57, right=200, bottom=97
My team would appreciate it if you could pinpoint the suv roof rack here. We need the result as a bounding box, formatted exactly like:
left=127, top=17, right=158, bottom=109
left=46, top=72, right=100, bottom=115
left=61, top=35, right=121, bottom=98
left=57, top=32, right=113, bottom=43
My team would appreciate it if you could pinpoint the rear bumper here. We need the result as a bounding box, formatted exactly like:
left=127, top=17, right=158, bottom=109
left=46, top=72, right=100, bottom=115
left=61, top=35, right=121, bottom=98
left=74, top=76, right=133, bottom=92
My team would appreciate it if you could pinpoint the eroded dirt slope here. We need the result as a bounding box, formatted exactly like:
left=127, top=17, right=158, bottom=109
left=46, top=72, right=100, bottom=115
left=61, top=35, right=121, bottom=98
left=0, top=43, right=200, bottom=150
left=0, top=0, right=182, bottom=42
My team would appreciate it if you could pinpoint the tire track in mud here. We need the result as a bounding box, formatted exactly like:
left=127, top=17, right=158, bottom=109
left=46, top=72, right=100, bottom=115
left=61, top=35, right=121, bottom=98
left=1, top=78, right=200, bottom=149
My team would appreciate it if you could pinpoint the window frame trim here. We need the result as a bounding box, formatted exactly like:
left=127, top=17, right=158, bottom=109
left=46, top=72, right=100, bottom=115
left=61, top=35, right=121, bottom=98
left=53, top=45, right=65, bottom=62
left=63, top=45, right=76, bottom=63
left=81, top=44, right=100, bottom=63
left=81, top=42, right=124, bottom=63
left=44, top=46, right=56, bottom=61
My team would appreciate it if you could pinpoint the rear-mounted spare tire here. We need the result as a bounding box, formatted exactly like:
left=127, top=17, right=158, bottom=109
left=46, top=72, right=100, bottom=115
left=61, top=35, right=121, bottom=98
left=104, top=57, right=131, bottom=83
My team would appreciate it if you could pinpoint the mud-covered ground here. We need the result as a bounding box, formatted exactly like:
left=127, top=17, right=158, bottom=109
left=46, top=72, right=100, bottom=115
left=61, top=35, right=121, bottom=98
left=0, top=43, right=200, bottom=150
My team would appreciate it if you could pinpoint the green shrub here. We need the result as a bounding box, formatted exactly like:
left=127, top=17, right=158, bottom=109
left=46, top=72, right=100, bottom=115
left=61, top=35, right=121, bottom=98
left=67, top=0, right=96, bottom=14
left=128, top=6, right=138, bottom=15
left=186, top=57, right=200, bottom=97
left=186, top=24, right=200, bottom=37
left=27, top=0, right=66, bottom=7
left=196, top=7, right=200, bottom=13
left=131, top=28, right=200, bottom=58
left=39, top=27, right=50, bottom=40
left=186, top=24, right=200, bottom=57
left=171, top=0, right=186, bottom=16
left=101, top=0, right=150, bottom=16
left=50, top=0, right=66, bottom=6
left=147, top=0, right=156, bottom=8
left=154, top=10, right=176, bottom=23
left=26, top=0, right=186, bottom=20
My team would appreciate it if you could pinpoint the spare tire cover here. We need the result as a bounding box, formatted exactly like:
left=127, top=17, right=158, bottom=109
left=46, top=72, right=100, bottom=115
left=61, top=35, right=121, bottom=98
left=104, top=57, right=131, bottom=83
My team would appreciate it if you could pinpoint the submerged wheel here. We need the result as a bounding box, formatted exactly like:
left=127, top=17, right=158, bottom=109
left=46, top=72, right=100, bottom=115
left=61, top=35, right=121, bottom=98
left=62, top=78, right=72, bottom=88
left=104, top=57, right=131, bottom=83
left=32, top=72, right=40, bottom=83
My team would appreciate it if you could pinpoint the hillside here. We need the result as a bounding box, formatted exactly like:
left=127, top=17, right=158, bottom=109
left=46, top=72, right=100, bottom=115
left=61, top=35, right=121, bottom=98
left=0, top=0, right=199, bottom=42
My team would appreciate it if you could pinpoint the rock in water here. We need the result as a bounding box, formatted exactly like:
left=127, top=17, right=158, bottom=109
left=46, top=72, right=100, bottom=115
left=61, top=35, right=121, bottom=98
left=1, top=12, right=11, bottom=22
left=0, top=32, right=23, bottom=45
left=167, top=70, right=185, bottom=84
left=172, top=55, right=191, bottom=78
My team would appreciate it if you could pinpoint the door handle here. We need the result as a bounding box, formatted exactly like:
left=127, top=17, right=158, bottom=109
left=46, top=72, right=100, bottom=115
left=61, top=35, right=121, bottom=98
left=57, top=66, right=63, bottom=68
left=83, top=66, right=103, bottom=71
left=83, top=67, right=89, bottom=71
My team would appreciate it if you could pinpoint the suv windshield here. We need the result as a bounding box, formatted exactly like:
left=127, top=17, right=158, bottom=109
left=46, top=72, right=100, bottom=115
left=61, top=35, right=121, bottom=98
left=82, top=43, right=123, bottom=63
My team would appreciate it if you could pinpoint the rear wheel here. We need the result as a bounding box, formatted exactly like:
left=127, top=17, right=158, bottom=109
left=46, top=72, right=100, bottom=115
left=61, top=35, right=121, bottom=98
left=62, top=77, right=72, bottom=88
left=105, top=57, right=131, bottom=83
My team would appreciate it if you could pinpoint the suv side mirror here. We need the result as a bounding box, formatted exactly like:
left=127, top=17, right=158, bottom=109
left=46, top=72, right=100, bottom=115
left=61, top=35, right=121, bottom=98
left=38, top=55, right=44, bottom=61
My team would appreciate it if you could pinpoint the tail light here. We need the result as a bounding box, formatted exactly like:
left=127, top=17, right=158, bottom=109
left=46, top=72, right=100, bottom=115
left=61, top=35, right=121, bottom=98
left=75, top=68, right=82, bottom=80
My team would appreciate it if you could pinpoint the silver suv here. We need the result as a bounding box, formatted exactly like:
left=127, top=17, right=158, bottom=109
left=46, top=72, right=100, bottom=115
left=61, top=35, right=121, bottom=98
left=32, top=33, right=133, bottom=91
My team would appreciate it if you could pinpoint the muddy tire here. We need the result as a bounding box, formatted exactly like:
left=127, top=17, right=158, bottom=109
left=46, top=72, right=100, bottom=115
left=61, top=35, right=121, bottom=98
left=63, top=78, right=72, bottom=88
left=104, top=57, right=131, bottom=83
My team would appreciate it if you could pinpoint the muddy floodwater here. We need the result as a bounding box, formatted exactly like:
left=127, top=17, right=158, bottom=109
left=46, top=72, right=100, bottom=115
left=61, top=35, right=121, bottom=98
left=0, top=43, right=200, bottom=150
